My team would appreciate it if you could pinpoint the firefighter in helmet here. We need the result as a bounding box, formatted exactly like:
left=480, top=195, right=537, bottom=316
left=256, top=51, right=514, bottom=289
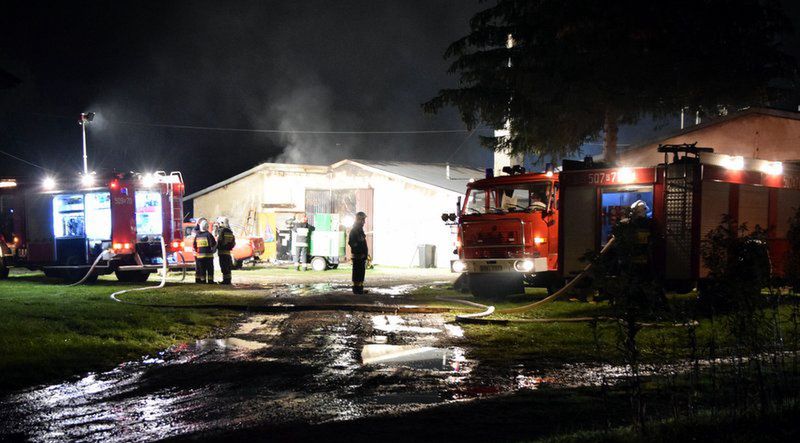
left=625, top=199, right=653, bottom=268
left=215, top=216, right=236, bottom=285
left=348, top=211, right=369, bottom=294
left=193, top=219, right=217, bottom=284
left=291, top=213, right=315, bottom=271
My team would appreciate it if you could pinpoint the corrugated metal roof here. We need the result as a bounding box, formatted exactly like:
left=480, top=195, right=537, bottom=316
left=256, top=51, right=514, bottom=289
left=342, top=160, right=483, bottom=194
left=186, top=159, right=484, bottom=201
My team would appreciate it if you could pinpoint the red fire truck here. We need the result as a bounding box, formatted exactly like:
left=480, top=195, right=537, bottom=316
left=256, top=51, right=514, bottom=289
left=447, top=167, right=561, bottom=297
left=0, top=171, right=191, bottom=282
left=557, top=144, right=799, bottom=292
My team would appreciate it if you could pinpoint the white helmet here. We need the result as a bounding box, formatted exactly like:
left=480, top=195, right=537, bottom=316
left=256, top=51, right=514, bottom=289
left=630, top=200, right=649, bottom=219
left=199, top=219, right=210, bottom=232
left=216, top=216, right=230, bottom=229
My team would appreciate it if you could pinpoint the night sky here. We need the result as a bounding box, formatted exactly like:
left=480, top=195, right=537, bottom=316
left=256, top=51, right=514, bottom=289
left=2, top=1, right=800, bottom=193
left=1, top=1, right=490, bottom=192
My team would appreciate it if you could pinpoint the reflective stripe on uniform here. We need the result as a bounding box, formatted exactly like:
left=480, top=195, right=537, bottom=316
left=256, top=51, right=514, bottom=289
left=218, top=251, right=231, bottom=255
left=196, top=238, right=210, bottom=247
left=197, top=253, right=214, bottom=258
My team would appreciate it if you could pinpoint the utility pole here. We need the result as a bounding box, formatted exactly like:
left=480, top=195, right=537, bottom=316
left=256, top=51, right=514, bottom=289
left=78, top=112, right=95, bottom=175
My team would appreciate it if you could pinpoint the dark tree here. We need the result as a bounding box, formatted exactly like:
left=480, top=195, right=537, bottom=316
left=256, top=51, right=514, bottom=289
left=424, top=0, right=796, bottom=162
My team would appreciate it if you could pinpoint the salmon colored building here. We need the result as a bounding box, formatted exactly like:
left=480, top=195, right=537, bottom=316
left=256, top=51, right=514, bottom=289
left=616, top=107, right=800, bottom=167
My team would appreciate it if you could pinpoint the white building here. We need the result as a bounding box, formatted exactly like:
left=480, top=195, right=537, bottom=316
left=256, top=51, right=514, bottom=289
left=185, top=160, right=483, bottom=268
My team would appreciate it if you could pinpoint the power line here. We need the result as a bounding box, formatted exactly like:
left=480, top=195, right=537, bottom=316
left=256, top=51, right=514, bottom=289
left=0, top=148, right=47, bottom=171
left=20, top=111, right=473, bottom=135
left=446, top=127, right=481, bottom=162
left=108, top=119, right=470, bottom=135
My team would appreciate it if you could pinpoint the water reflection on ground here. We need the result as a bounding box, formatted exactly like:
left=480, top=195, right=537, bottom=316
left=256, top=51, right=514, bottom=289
left=0, top=311, right=484, bottom=442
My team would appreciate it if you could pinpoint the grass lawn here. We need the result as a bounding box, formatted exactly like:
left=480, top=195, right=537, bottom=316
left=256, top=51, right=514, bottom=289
left=408, top=285, right=800, bottom=368
left=0, top=272, right=240, bottom=393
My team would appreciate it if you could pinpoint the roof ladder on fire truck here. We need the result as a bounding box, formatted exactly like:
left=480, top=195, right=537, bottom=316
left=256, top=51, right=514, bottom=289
left=658, top=144, right=713, bottom=280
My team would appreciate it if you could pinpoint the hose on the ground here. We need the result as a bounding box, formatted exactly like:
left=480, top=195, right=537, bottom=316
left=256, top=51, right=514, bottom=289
left=110, top=238, right=168, bottom=303
left=443, top=237, right=617, bottom=323
left=67, top=253, right=106, bottom=286
left=177, top=251, right=187, bottom=282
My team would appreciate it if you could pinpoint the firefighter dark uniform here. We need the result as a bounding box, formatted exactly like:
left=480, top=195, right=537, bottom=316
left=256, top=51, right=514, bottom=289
left=193, top=227, right=217, bottom=284
left=216, top=226, right=236, bottom=285
left=348, top=212, right=368, bottom=294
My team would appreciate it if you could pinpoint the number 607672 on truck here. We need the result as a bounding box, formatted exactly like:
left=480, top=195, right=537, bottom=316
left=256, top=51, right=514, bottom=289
left=444, top=167, right=561, bottom=298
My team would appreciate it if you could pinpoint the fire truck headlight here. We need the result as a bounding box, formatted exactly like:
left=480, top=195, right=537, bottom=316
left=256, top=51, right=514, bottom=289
left=617, top=167, right=635, bottom=184
left=451, top=260, right=466, bottom=273
left=723, top=155, right=745, bottom=171
left=441, top=213, right=449, bottom=222
left=141, top=173, right=156, bottom=187
left=762, top=161, right=783, bottom=176
left=448, top=213, right=457, bottom=222
left=113, top=243, right=122, bottom=251
left=533, top=237, right=546, bottom=245
left=81, top=173, right=95, bottom=188
left=514, top=259, right=535, bottom=273
left=42, top=176, right=56, bottom=190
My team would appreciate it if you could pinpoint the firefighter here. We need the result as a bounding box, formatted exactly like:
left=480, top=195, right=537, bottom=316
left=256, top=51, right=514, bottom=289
left=348, top=211, right=368, bottom=294
left=215, top=216, right=236, bottom=285
left=291, top=213, right=314, bottom=271
left=623, top=200, right=654, bottom=269
left=193, top=219, right=217, bottom=284
left=193, top=217, right=208, bottom=235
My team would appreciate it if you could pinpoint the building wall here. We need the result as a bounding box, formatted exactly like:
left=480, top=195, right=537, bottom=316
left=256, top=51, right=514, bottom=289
left=192, top=172, right=263, bottom=232
left=191, top=163, right=460, bottom=268
left=619, top=113, right=800, bottom=167
left=330, top=164, right=458, bottom=268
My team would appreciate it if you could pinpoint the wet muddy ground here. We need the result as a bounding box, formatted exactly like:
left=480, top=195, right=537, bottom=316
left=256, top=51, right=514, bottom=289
left=0, top=281, right=708, bottom=442
left=0, top=307, right=479, bottom=442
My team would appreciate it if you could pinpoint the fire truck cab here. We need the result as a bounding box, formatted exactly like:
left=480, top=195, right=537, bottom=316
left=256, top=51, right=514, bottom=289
left=2, top=171, right=191, bottom=282
left=558, top=144, right=799, bottom=292
left=449, top=168, right=560, bottom=297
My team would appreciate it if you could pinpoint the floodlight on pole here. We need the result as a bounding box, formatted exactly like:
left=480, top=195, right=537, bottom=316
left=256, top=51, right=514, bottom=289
left=79, top=112, right=95, bottom=175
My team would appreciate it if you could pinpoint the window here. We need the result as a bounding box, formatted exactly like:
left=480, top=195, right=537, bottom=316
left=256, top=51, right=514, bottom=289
left=135, top=191, right=163, bottom=238
left=465, top=189, right=488, bottom=214
left=85, top=192, right=111, bottom=240
left=466, top=182, right=552, bottom=215
left=53, top=194, right=85, bottom=238
left=600, top=186, right=654, bottom=244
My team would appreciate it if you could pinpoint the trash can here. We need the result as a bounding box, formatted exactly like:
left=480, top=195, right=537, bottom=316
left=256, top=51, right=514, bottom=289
left=417, top=244, right=436, bottom=268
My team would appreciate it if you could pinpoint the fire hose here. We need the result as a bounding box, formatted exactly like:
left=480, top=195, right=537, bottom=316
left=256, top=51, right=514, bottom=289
left=110, top=237, right=169, bottom=303
left=440, top=236, right=617, bottom=324
left=68, top=253, right=106, bottom=287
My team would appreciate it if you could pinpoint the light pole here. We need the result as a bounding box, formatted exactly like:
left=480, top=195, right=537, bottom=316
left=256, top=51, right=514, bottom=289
left=78, top=112, right=95, bottom=175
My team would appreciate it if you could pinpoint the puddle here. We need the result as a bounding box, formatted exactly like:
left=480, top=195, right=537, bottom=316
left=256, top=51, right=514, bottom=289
left=361, top=344, right=461, bottom=370
left=261, top=283, right=423, bottom=298
left=195, top=337, right=268, bottom=351
left=0, top=311, right=538, bottom=441
left=371, top=315, right=443, bottom=335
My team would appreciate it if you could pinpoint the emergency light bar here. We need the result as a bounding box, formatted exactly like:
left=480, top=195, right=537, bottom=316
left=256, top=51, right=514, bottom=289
left=138, top=171, right=183, bottom=185
left=0, top=179, right=17, bottom=188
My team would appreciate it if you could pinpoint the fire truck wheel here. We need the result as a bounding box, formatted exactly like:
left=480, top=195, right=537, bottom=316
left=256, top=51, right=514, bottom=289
left=0, top=264, right=9, bottom=279
left=115, top=271, right=151, bottom=283
left=468, top=274, right=524, bottom=299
